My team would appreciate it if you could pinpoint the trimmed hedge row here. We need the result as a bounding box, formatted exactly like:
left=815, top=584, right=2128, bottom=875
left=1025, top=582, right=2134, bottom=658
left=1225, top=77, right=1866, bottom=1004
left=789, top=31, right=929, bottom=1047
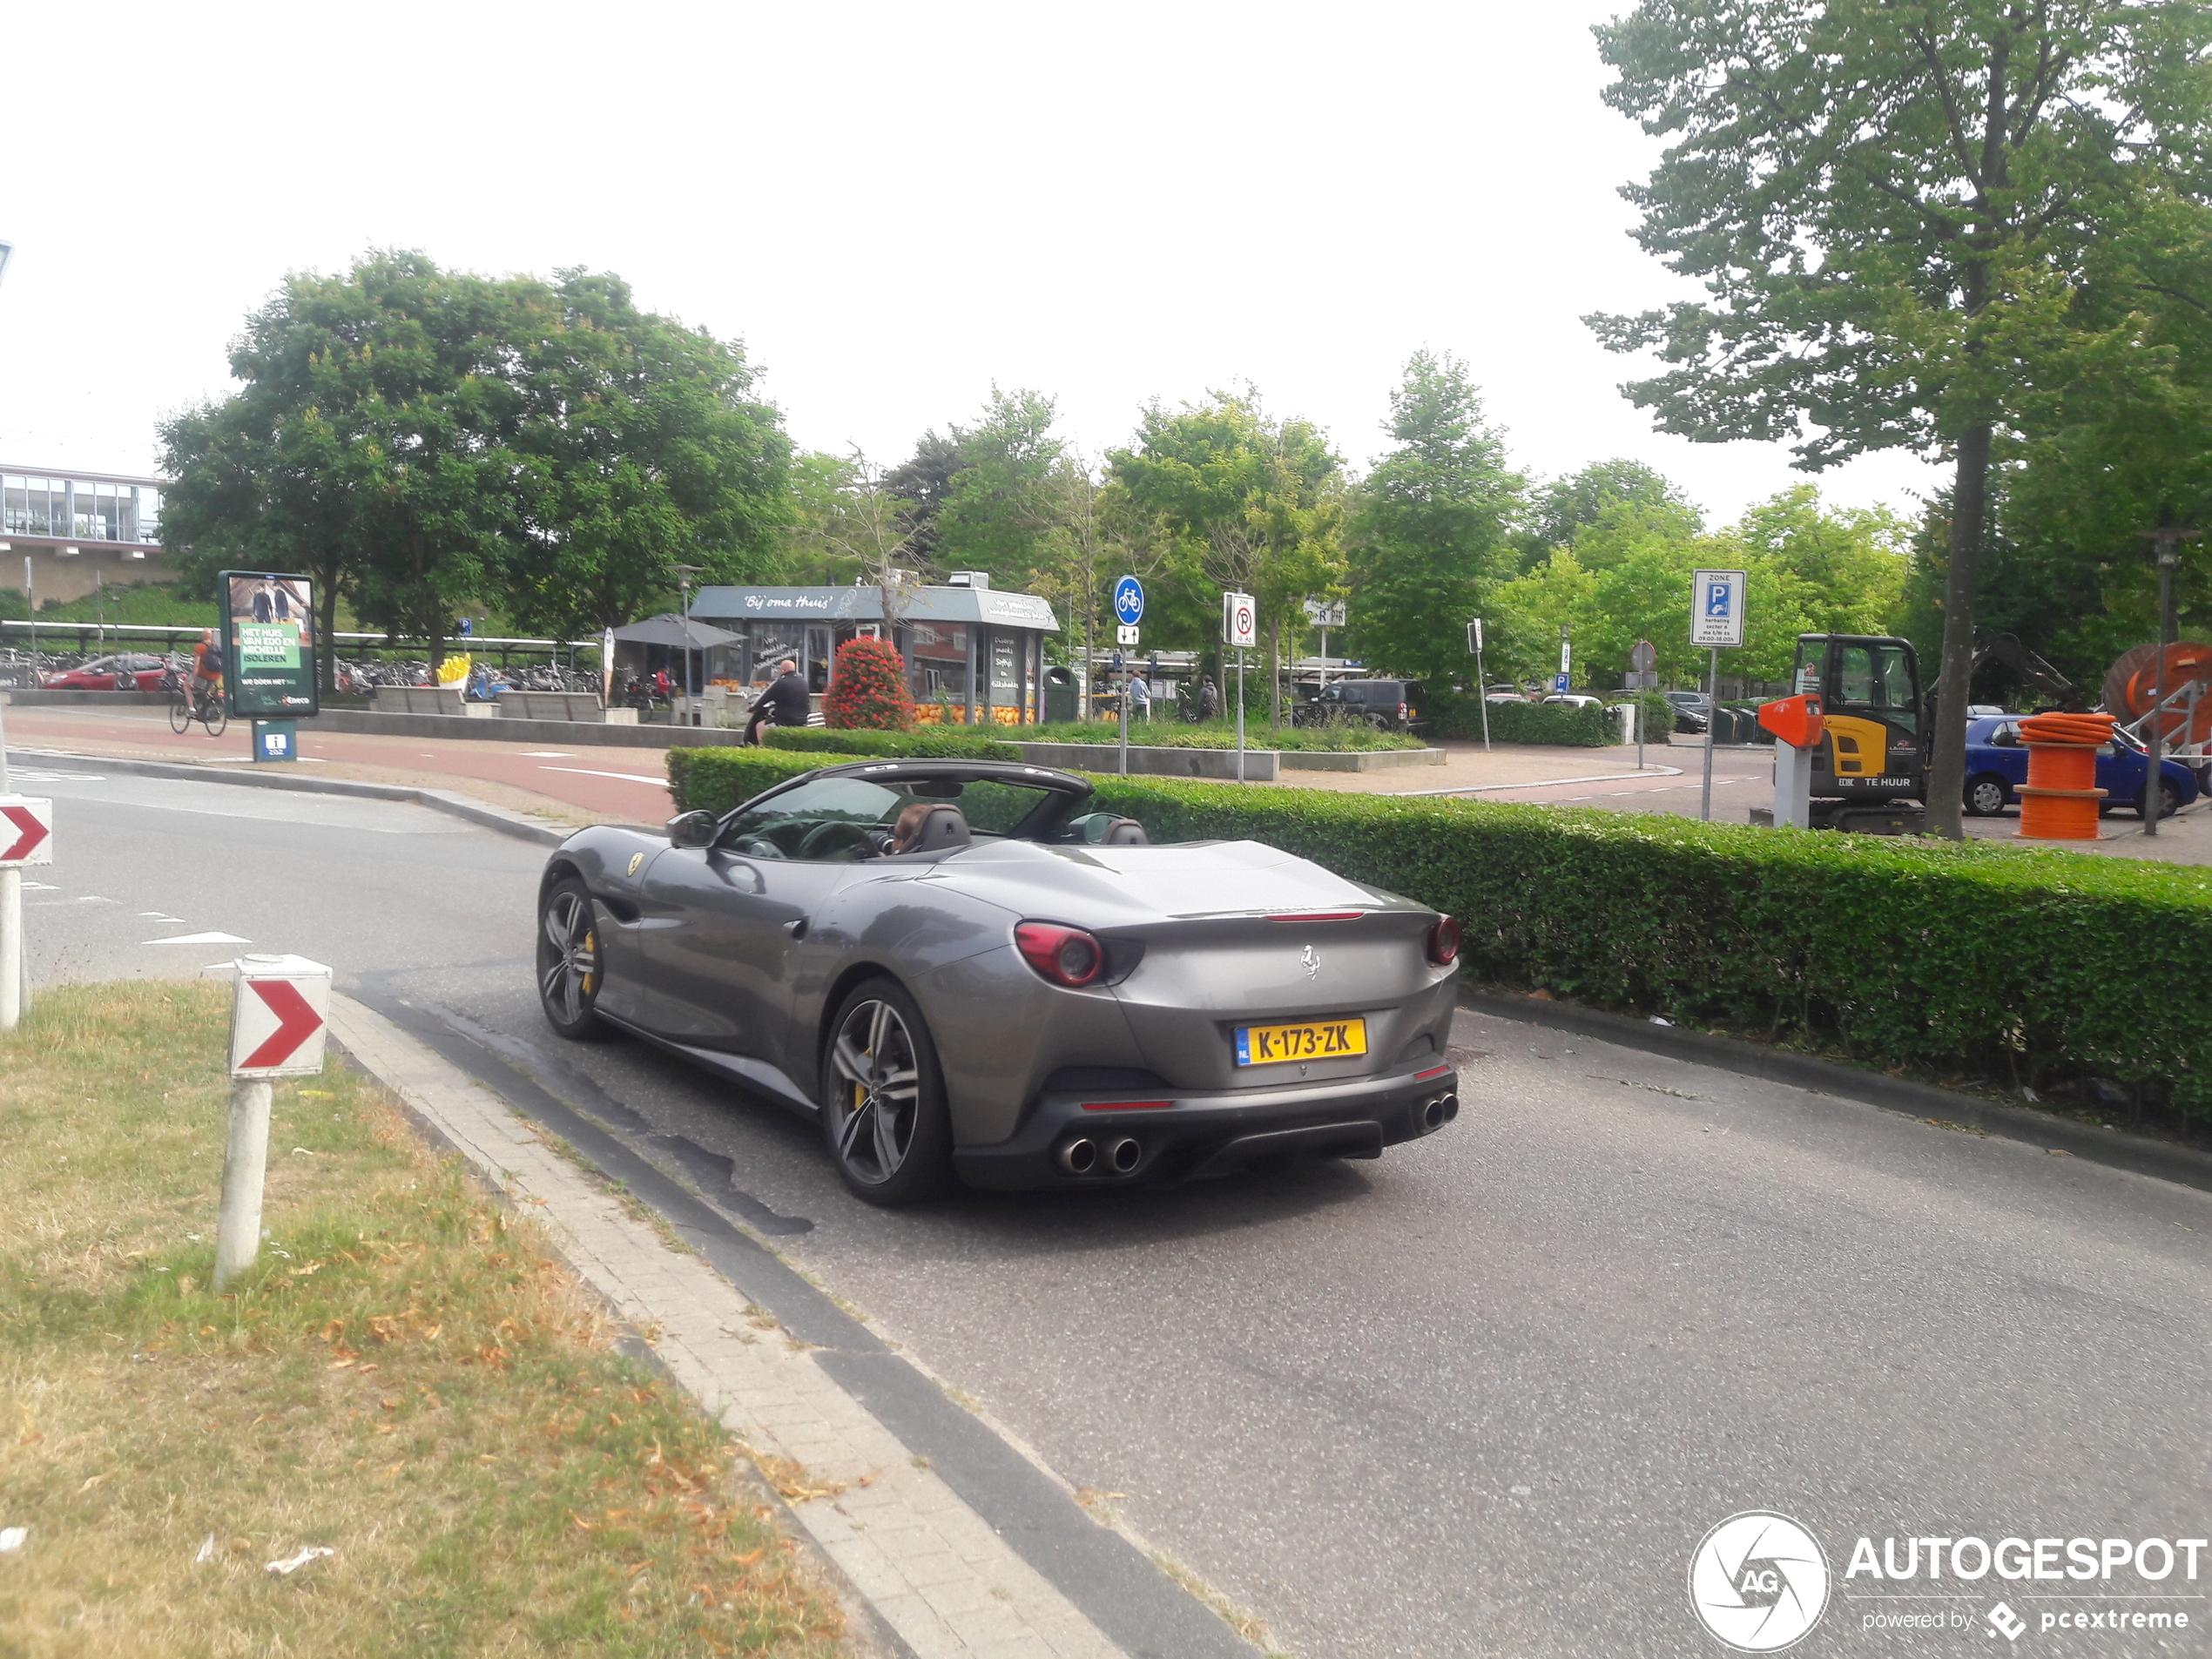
left=1434, top=698, right=1609, bottom=745
left=765, top=727, right=1020, bottom=760
left=662, top=747, right=2212, bottom=1110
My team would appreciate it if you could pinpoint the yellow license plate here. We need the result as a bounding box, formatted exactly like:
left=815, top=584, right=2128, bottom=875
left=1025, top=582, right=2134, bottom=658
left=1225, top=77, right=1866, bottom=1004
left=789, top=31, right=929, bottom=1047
left=1235, top=1018, right=1368, bottom=1066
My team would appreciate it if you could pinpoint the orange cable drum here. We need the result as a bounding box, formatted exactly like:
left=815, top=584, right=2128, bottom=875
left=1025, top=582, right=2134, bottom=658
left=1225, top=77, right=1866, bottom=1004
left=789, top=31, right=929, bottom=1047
left=2015, top=711, right=2113, bottom=840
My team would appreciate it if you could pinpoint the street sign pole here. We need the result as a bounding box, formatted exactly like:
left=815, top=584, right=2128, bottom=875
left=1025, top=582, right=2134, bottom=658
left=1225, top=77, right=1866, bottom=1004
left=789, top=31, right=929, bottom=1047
left=1467, top=618, right=1491, bottom=752
left=1701, top=646, right=1720, bottom=821
left=1237, top=651, right=1246, bottom=783
left=1689, top=571, right=1747, bottom=823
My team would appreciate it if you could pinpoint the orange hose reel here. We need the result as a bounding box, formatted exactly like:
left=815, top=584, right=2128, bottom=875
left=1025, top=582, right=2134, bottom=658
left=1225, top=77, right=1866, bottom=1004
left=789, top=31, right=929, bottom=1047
left=2014, top=711, right=2113, bottom=840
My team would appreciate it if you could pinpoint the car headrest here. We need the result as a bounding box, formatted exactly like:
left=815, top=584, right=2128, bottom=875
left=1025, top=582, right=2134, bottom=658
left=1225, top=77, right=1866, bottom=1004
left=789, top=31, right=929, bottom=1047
left=906, top=803, right=969, bottom=852
left=1100, top=817, right=1149, bottom=845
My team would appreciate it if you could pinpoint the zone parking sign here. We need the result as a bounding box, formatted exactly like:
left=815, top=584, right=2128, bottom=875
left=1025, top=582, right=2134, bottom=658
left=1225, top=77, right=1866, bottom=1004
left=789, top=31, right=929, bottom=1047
left=1690, top=569, right=1747, bottom=649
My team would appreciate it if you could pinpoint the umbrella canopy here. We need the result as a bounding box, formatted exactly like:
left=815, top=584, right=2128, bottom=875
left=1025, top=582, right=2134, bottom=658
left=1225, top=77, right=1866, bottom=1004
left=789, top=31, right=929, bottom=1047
left=610, top=613, right=740, bottom=651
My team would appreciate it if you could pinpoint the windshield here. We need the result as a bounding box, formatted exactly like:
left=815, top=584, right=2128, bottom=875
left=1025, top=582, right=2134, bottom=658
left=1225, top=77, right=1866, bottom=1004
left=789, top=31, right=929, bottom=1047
left=717, top=774, right=1062, bottom=861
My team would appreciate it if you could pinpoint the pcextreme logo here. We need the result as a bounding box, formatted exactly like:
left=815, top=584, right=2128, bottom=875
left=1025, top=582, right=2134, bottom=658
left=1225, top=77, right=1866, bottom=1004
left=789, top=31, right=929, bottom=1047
left=1690, top=1511, right=1832, bottom=1652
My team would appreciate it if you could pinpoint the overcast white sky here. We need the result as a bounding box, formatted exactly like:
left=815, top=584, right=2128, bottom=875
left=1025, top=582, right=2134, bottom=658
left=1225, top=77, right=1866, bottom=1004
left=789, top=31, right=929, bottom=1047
left=0, top=0, right=1943, bottom=525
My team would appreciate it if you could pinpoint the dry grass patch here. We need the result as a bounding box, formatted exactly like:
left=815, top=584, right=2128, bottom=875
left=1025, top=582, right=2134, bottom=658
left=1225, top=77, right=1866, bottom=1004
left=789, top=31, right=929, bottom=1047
left=0, top=981, right=844, bottom=1658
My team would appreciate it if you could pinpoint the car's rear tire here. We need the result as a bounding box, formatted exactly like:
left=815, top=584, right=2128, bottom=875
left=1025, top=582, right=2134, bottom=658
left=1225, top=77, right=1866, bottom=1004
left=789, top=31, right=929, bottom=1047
left=1964, top=774, right=2009, bottom=817
left=537, top=877, right=612, bottom=1041
left=821, top=979, right=953, bottom=1206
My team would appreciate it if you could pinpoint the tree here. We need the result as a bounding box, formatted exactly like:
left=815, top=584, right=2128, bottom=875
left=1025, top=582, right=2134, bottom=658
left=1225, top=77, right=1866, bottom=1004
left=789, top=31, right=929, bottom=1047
left=1588, top=0, right=2212, bottom=835
left=1108, top=391, right=1345, bottom=728
left=502, top=269, right=792, bottom=638
left=934, top=388, right=1064, bottom=586
left=1516, top=458, right=1696, bottom=569
left=161, top=250, right=792, bottom=678
left=1347, top=351, right=1526, bottom=685
left=788, top=450, right=927, bottom=633
left=882, top=431, right=966, bottom=570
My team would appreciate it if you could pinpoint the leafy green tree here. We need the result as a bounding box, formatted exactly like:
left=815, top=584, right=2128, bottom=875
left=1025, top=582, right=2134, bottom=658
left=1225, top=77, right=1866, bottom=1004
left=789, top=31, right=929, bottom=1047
left=1588, top=0, right=2212, bottom=835
left=503, top=270, right=792, bottom=638
left=1516, top=458, right=1696, bottom=570
left=883, top=431, right=966, bottom=570
left=163, top=251, right=792, bottom=677
left=934, top=388, right=1064, bottom=586
left=1346, top=352, right=1526, bottom=685
left=1108, top=391, right=1345, bottom=728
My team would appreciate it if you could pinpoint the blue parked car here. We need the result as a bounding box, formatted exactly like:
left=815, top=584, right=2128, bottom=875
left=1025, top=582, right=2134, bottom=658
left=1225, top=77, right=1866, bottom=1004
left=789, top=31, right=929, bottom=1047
left=1961, top=716, right=2200, bottom=819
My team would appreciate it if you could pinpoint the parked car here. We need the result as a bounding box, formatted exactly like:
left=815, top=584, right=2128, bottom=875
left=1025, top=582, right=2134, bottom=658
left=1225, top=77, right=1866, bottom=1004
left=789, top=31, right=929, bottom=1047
left=1662, top=690, right=1711, bottom=733
left=536, top=759, right=1463, bottom=1204
left=1482, top=684, right=1530, bottom=703
left=1541, top=693, right=1603, bottom=711
left=1291, top=678, right=1429, bottom=734
left=43, top=652, right=172, bottom=691
left=1961, top=716, right=2200, bottom=819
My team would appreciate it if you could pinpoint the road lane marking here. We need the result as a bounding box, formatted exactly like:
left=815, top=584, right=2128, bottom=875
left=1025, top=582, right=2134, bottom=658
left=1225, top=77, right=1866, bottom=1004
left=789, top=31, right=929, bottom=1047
left=144, top=930, right=252, bottom=945
left=518, top=751, right=576, bottom=758
left=539, top=765, right=670, bottom=786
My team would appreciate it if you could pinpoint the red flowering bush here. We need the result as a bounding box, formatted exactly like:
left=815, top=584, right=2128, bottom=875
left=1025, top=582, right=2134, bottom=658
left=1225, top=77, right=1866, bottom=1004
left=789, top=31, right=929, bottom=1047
left=822, top=636, right=914, bottom=730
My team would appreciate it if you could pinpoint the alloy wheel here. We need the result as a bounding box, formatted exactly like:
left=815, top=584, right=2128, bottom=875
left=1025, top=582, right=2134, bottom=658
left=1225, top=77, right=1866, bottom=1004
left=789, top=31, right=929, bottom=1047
left=829, top=998, right=921, bottom=1185
left=539, top=888, right=599, bottom=1024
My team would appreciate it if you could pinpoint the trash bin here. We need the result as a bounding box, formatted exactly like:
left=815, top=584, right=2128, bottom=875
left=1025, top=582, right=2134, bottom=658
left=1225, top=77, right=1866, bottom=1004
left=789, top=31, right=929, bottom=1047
left=1044, top=665, right=1082, bottom=724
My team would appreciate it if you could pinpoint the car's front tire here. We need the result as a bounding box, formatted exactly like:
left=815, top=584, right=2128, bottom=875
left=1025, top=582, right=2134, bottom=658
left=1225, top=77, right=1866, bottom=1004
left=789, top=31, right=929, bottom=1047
left=1964, top=774, right=2009, bottom=817
left=2136, top=779, right=2185, bottom=820
left=537, top=877, right=611, bottom=1041
left=821, top=979, right=954, bottom=1206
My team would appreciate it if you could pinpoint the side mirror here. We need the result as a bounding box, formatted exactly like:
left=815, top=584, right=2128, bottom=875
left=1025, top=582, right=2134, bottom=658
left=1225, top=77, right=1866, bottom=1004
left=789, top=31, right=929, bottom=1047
left=666, top=810, right=718, bottom=849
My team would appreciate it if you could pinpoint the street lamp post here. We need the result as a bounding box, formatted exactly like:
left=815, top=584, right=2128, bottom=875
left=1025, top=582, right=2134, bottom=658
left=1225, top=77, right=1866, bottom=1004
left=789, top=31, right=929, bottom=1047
left=673, top=564, right=706, bottom=698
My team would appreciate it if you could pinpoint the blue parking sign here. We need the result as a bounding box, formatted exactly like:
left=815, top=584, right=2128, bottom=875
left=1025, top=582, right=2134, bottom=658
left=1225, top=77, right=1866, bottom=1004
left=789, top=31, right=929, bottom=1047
left=1690, top=568, right=1747, bottom=648
left=1706, top=582, right=1730, bottom=617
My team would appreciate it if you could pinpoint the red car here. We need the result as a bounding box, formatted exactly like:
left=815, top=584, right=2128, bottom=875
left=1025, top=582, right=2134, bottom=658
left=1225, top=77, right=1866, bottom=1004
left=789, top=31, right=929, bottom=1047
left=43, top=653, right=174, bottom=691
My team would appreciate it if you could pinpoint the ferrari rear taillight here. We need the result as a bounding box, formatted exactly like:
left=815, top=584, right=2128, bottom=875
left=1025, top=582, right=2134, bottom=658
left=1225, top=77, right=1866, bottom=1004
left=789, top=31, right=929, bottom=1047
left=1426, top=916, right=1460, bottom=967
left=1015, top=921, right=1104, bottom=988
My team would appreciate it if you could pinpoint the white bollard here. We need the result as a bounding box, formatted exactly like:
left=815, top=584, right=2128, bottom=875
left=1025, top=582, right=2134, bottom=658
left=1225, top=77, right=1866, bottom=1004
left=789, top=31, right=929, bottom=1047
left=214, top=1080, right=274, bottom=1291
left=215, top=955, right=333, bottom=1291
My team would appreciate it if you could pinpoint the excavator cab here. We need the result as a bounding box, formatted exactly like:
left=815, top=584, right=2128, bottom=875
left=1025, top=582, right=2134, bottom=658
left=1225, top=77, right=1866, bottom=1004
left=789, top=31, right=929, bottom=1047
left=1791, top=635, right=1926, bottom=806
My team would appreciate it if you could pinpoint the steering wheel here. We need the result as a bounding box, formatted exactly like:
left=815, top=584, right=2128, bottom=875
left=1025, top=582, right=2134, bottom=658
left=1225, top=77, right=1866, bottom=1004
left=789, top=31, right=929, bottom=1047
left=729, top=835, right=786, bottom=860
left=795, top=819, right=872, bottom=861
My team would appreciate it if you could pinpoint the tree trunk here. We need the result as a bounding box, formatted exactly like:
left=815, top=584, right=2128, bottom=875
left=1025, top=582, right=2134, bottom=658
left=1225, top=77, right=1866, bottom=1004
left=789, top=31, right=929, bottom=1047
left=428, top=612, right=445, bottom=679
left=1925, top=421, right=1993, bottom=840
left=1267, top=610, right=1282, bottom=732
left=316, top=570, right=340, bottom=698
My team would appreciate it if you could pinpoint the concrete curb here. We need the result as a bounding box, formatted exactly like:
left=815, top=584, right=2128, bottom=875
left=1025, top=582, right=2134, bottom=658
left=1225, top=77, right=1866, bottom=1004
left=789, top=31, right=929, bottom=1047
left=1460, top=986, right=2212, bottom=1196
left=17, top=747, right=576, bottom=846
left=1393, top=764, right=1685, bottom=798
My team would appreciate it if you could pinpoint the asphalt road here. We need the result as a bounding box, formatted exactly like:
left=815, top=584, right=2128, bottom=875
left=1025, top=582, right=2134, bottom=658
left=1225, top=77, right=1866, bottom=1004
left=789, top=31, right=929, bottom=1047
left=23, top=764, right=2212, bottom=1657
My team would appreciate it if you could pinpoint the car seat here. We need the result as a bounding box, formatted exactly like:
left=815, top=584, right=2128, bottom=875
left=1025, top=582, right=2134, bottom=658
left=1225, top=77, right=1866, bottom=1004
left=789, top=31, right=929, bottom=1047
left=1100, top=818, right=1148, bottom=845
left=903, top=804, right=970, bottom=852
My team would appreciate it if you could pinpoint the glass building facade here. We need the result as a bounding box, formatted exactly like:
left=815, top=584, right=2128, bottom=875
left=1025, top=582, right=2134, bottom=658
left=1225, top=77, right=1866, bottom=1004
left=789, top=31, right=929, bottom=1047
left=2, top=470, right=164, bottom=546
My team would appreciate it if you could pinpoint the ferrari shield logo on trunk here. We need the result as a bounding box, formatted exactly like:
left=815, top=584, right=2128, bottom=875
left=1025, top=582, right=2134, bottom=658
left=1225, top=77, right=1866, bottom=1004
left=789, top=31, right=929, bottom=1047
left=1301, top=944, right=1319, bottom=979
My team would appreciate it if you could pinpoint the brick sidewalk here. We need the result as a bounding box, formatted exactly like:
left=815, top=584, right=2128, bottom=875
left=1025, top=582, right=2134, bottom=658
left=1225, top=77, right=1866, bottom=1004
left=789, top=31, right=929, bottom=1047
left=327, top=994, right=1135, bottom=1659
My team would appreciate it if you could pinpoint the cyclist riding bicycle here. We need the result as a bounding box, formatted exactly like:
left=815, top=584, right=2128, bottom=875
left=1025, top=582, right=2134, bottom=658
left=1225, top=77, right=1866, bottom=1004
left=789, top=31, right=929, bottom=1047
left=188, top=631, right=224, bottom=716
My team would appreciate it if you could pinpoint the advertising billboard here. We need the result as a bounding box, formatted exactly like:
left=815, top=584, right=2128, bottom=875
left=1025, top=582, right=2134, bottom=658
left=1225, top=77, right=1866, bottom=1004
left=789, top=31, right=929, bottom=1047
left=219, top=571, right=318, bottom=717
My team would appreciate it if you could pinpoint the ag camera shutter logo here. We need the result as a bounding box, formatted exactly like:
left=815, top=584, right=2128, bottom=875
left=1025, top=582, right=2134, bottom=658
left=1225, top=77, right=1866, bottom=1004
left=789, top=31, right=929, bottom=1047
left=1689, top=1511, right=1831, bottom=1651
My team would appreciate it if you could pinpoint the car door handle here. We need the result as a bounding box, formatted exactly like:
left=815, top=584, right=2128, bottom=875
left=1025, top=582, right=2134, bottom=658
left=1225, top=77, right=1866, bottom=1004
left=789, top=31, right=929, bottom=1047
left=783, top=919, right=807, bottom=940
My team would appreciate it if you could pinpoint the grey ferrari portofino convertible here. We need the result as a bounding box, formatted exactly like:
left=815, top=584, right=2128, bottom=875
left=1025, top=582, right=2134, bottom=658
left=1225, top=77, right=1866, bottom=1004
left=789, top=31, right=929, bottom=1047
left=536, top=759, right=1461, bottom=1204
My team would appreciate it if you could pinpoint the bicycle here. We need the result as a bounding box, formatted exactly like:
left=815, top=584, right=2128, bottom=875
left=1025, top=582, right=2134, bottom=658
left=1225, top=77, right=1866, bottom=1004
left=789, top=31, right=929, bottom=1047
left=169, top=680, right=229, bottom=738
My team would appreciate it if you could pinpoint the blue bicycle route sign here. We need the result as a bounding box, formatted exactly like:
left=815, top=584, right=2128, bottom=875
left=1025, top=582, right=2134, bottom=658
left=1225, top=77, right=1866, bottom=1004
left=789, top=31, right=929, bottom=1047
left=1113, top=575, right=1145, bottom=626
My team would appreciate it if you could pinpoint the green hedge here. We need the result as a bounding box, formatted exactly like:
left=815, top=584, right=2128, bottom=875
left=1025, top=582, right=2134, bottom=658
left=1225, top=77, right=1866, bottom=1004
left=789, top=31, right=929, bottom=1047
left=1433, top=696, right=1611, bottom=746
left=765, top=727, right=1020, bottom=760
left=661, top=748, right=2212, bottom=1110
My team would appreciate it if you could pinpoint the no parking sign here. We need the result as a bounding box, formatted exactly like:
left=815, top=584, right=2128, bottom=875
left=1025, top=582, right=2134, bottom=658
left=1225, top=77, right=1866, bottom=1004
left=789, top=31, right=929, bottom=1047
left=1222, top=591, right=1258, bottom=649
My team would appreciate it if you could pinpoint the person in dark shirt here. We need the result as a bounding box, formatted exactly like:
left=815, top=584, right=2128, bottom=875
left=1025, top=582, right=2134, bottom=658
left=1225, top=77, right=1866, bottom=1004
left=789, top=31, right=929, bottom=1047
left=746, top=658, right=811, bottom=744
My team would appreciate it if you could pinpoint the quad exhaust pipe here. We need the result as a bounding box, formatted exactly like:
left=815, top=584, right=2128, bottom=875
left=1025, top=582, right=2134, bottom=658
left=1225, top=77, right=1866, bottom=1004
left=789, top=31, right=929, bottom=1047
left=1057, top=1135, right=1144, bottom=1177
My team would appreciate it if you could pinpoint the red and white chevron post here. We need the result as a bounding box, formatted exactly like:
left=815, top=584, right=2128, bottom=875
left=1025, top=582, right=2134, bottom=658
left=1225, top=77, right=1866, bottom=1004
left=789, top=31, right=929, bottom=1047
left=0, top=792, right=52, bottom=1034
left=216, top=955, right=334, bottom=1291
